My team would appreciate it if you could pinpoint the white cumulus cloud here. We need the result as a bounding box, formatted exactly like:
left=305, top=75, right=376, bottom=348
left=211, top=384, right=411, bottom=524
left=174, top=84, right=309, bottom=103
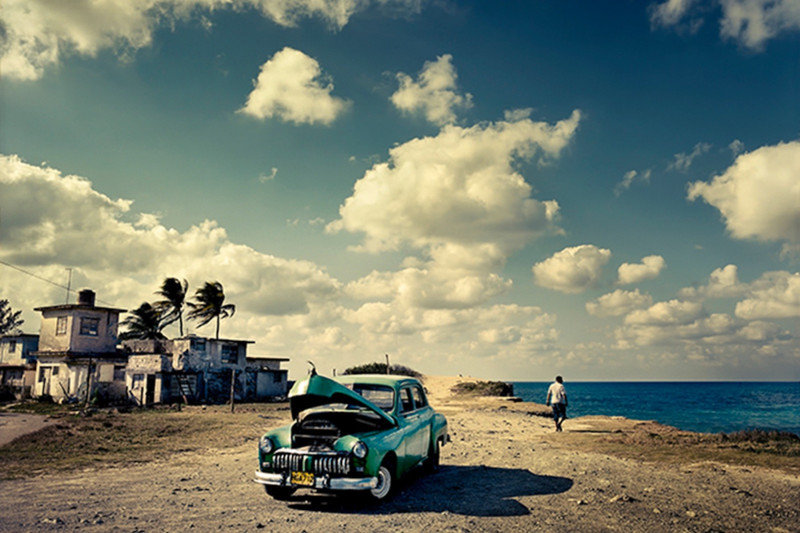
left=327, top=110, right=581, bottom=260
left=0, top=0, right=425, bottom=81
left=0, top=152, right=568, bottom=377
left=679, top=264, right=748, bottom=300
left=650, top=0, right=700, bottom=27
left=614, top=296, right=791, bottom=357
left=0, top=153, right=341, bottom=325
left=391, top=54, right=473, bottom=126
left=614, top=169, right=651, bottom=197
left=345, top=264, right=512, bottom=310
left=668, top=142, right=711, bottom=172
left=617, top=255, right=666, bottom=285
left=650, top=0, right=800, bottom=50
left=532, top=245, right=612, bottom=294
left=735, top=271, right=800, bottom=319
left=238, top=47, right=350, bottom=125
left=624, top=299, right=705, bottom=326
left=586, top=289, right=653, bottom=317
left=688, top=141, right=800, bottom=245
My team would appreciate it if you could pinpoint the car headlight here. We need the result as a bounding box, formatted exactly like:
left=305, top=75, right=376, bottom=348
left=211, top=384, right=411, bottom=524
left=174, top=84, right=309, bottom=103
left=352, top=440, right=368, bottom=459
left=259, top=435, right=274, bottom=454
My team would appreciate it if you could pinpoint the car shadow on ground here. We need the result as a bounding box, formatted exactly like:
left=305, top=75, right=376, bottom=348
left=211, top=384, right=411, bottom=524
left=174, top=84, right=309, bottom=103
left=286, top=465, right=572, bottom=517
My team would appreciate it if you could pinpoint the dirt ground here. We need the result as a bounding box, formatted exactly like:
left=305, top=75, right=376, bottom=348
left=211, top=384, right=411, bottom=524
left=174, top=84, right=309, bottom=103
left=0, top=412, right=55, bottom=447
left=1, top=376, right=798, bottom=533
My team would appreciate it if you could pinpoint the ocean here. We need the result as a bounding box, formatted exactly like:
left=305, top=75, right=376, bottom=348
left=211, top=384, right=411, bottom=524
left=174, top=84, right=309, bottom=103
left=511, top=381, right=800, bottom=436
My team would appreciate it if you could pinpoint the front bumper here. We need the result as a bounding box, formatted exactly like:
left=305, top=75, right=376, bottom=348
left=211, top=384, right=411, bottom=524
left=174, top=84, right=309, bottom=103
left=254, top=470, right=378, bottom=491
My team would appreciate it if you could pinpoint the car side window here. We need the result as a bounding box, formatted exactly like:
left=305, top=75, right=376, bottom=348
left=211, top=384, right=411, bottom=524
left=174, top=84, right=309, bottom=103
left=400, top=387, right=414, bottom=413
left=411, top=385, right=427, bottom=408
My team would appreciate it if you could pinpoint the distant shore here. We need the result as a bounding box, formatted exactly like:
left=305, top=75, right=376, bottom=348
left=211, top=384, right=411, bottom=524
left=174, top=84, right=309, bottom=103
left=441, top=376, right=800, bottom=436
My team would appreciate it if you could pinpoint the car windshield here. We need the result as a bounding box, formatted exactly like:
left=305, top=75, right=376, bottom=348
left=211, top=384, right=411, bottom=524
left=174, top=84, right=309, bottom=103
left=346, top=383, right=395, bottom=412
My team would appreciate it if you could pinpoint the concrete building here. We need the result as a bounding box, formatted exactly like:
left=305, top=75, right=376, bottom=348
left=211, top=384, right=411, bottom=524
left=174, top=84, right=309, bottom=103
left=12, top=289, right=289, bottom=406
left=0, top=333, right=39, bottom=399
left=0, top=333, right=39, bottom=365
left=245, top=355, right=290, bottom=399
left=123, top=337, right=288, bottom=405
left=32, top=289, right=127, bottom=404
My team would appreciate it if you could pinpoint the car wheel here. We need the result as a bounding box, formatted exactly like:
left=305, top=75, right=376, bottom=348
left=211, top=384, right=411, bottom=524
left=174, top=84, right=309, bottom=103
left=369, top=461, right=395, bottom=501
left=425, top=438, right=440, bottom=472
left=265, top=485, right=296, bottom=500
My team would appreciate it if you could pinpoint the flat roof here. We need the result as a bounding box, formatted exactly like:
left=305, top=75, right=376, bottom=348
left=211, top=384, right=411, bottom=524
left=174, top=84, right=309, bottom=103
left=172, top=336, right=255, bottom=344
left=34, top=304, right=127, bottom=313
left=246, top=355, right=290, bottom=362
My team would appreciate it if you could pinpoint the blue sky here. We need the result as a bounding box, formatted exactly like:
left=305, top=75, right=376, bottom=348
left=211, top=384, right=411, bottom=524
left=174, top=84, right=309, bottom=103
left=1, top=0, right=798, bottom=381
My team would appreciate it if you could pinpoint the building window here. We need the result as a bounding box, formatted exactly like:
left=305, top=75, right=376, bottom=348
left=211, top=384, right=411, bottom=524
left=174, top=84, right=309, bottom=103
left=38, top=367, right=46, bottom=383
left=221, top=344, right=239, bottom=364
left=272, top=372, right=283, bottom=383
left=191, top=338, right=206, bottom=351
left=56, top=316, right=68, bottom=335
left=114, top=366, right=126, bottom=381
left=8, top=340, right=16, bottom=353
left=79, top=317, right=100, bottom=336
left=52, top=366, right=59, bottom=376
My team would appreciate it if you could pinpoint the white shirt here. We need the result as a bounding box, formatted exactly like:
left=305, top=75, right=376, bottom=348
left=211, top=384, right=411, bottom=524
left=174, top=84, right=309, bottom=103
left=547, top=381, right=567, bottom=405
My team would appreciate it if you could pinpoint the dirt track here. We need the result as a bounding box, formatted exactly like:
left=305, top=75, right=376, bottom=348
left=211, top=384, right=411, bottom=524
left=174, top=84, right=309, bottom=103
left=1, top=379, right=799, bottom=532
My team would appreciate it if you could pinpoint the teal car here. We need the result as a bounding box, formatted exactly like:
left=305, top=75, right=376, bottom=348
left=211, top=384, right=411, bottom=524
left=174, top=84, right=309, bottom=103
left=254, top=371, right=448, bottom=501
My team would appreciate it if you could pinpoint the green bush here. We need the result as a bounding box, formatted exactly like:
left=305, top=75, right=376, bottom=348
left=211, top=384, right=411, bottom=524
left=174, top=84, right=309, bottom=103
left=451, top=380, right=514, bottom=397
left=341, top=362, right=421, bottom=378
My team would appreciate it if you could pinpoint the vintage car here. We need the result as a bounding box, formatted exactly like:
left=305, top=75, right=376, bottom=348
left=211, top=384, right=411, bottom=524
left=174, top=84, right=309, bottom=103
left=254, top=370, right=448, bottom=501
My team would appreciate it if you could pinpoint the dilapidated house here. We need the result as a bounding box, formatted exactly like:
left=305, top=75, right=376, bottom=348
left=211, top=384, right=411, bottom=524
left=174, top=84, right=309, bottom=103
left=15, top=289, right=289, bottom=406
left=0, top=333, right=39, bottom=399
left=123, top=337, right=288, bottom=405
left=32, top=289, right=128, bottom=404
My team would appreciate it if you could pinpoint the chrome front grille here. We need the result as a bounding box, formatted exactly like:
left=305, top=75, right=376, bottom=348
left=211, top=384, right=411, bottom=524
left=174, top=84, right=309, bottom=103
left=273, top=450, right=351, bottom=475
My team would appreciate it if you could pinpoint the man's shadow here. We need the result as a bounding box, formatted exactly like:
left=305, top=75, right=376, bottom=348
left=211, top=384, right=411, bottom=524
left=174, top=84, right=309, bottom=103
left=287, top=465, right=573, bottom=517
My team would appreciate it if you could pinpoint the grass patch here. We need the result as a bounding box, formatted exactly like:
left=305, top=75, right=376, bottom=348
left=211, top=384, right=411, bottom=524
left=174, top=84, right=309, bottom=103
left=560, top=423, right=800, bottom=474
left=0, top=402, right=291, bottom=480
left=451, top=381, right=514, bottom=397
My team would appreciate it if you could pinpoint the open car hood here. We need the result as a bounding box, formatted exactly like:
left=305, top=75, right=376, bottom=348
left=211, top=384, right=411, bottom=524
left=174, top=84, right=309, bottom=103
left=289, top=373, right=396, bottom=427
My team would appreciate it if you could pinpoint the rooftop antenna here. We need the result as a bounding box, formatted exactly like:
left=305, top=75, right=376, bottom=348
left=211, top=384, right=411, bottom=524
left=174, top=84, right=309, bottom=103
left=65, top=268, right=73, bottom=304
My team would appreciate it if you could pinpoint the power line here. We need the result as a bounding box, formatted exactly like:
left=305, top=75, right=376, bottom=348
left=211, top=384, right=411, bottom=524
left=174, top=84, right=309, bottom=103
left=0, top=259, right=118, bottom=307
left=0, top=259, right=70, bottom=291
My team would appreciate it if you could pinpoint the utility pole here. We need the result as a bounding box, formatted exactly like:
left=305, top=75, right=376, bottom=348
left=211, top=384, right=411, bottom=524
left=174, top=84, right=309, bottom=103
left=385, top=353, right=390, bottom=374
left=65, top=268, right=73, bottom=304
left=84, top=355, right=93, bottom=408
left=229, top=368, right=236, bottom=413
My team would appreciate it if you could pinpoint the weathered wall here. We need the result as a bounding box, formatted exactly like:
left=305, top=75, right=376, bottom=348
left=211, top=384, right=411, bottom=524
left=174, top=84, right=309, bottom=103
left=127, top=354, right=169, bottom=373
left=0, top=335, right=39, bottom=364
left=39, top=309, right=119, bottom=354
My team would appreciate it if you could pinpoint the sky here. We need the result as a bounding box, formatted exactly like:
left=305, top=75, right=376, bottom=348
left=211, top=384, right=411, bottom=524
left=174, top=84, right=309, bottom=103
left=1, top=0, right=798, bottom=382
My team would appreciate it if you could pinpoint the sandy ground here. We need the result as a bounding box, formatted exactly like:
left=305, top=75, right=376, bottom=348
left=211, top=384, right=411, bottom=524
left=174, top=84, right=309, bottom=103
left=1, top=376, right=798, bottom=533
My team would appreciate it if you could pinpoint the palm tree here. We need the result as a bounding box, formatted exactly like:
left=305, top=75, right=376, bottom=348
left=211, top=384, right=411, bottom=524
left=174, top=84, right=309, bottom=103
left=155, top=277, right=188, bottom=336
left=0, top=299, right=24, bottom=335
left=186, top=281, right=236, bottom=339
left=119, top=302, right=167, bottom=341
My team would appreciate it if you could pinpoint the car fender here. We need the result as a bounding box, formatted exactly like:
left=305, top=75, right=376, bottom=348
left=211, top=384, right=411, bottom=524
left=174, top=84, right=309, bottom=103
left=360, top=428, right=405, bottom=476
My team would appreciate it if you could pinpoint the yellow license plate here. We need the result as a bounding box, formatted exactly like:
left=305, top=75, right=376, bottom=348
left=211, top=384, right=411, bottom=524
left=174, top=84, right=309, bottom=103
left=291, top=471, right=315, bottom=487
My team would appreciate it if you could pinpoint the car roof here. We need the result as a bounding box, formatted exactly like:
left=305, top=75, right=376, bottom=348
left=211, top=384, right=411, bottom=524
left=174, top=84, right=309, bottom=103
left=334, top=374, right=421, bottom=388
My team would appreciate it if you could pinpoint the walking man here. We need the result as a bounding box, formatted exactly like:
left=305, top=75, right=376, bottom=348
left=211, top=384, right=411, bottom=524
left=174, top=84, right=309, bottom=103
left=546, top=375, right=568, bottom=432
